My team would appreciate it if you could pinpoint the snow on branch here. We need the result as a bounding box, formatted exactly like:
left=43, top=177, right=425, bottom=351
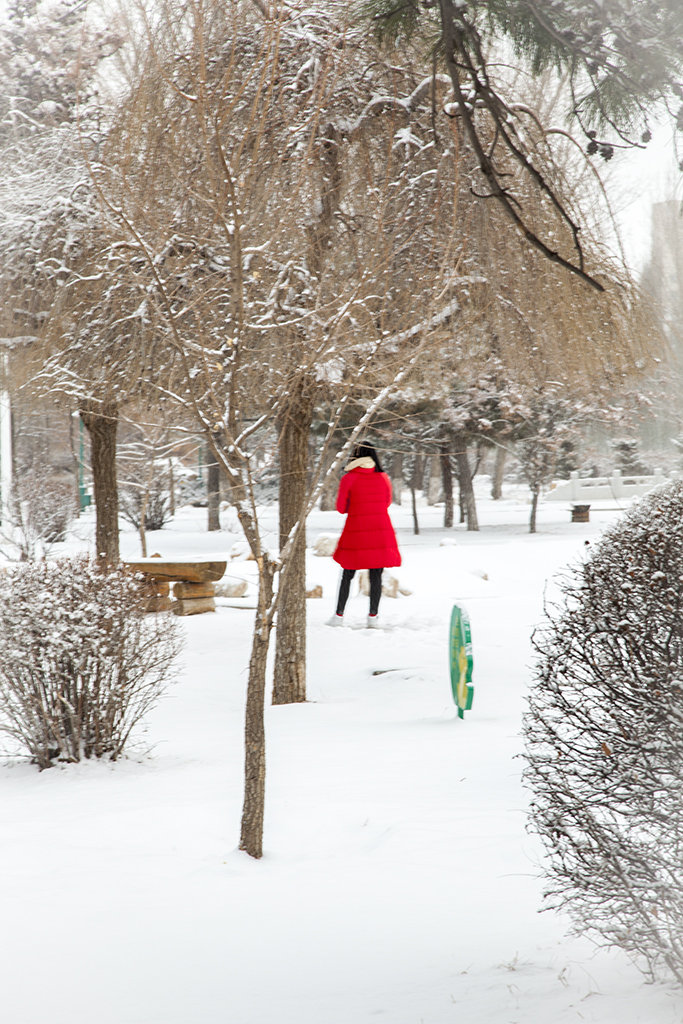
left=374, top=294, right=461, bottom=352
left=343, top=74, right=452, bottom=139
left=0, top=336, right=38, bottom=348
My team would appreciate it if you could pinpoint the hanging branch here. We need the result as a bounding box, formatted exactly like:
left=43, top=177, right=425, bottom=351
left=363, top=0, right=683, bottom=292
left=439, top=0, right=604, bottom=292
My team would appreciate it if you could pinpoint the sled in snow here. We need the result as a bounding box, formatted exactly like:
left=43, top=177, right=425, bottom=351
left=449, top=603, right=474, bottom=719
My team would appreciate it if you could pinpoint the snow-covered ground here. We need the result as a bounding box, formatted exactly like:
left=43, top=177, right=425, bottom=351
left=1, top=484, right=682, bottom=1024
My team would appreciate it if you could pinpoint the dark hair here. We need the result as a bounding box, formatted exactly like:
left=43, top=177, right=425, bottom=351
left=353, top=443, right=383, bottom=473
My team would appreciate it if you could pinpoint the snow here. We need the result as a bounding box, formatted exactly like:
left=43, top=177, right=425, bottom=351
left=1, top=486, right=683, bottom=1023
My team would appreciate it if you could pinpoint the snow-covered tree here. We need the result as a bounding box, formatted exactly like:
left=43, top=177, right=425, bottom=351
left=0, top=0, right=119, bottom=281
left=514, top=384, right=593, bottom=532
left=371, top=50, right=659, bottom=530
left=0, top=0, right=126, bottom=562
left=37, top=239, right=179, bottom=564
left=440, top=367, right=530, bottom=529
left=524, top=481, right=683, bottom=983
left=80, top=0, right=468, bottom=856
left=610, top=436, right=649, bottom=476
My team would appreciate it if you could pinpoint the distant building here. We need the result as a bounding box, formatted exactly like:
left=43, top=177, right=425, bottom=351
left=640, top=199, right=683, bottom=449
left=641, top=199, right=683, bottom=354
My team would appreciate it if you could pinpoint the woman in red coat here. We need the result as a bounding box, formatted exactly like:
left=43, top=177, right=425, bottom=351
left=329, top=443, right=401, bottom=628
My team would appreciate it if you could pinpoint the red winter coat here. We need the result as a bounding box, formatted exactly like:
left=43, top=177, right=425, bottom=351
left=333, top=464, right=401, bottom=570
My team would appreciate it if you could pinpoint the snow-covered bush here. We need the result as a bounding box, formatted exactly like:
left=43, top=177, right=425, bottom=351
left=523, top=482, right=683, bottom=983
left=0, top=559, right=182, bottom=768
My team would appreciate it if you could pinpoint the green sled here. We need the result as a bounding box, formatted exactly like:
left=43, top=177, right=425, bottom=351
left=449, top=604, right=474, bottom=719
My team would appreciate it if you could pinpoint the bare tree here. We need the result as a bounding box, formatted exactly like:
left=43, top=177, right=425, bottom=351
left=80, top=0, right=471, bottom=856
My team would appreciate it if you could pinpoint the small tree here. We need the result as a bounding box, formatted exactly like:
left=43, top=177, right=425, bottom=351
left=119, top=474, right=171, bottom=534
left=117, top=419, right=192, bottom=554
left=0, top=558, right=182, bottom=768
left=524, top=482, right=683, bottom=983
left=514, top=386, right=590, bottom=533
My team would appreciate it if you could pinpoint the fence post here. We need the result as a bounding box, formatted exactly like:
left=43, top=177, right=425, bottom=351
left=610, top=468, right=623, bottom=499
left=570, top=471, right=580, bottom=501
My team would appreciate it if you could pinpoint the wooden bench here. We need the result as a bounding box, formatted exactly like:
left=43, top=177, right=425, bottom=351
left=124, top=558, right=227, bottom=615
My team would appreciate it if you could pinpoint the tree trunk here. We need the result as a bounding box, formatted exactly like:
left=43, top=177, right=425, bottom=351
left=426, top=456, right=441, bottom=505
left=272, top=387, right=314, bottom=705
left=319, top=470, right=338, bottom=511
left=317, top=443, right=339, bottom=511
left=410, top=482, right=420, bottom=534
left=413, top=452, right=425, bottom=491
left=440, top=445, right=454, bottom=528
left=168, top=459, right=175, bottom=516
left=207, top=446, right=221, bottom=531
left=391, top=453, right=403, bottom=505
left=80, top=402, right=119, bottom=565
left=239, top=555, right=275, bottom=859
left=454, top=443, right=479, bottom=531
left=492, top=446, right=506, bottom=500
left=137, top=460, right=155, bottom=558
left=529, top=486, right=540, bottom=534
left=224, top=445, right=248, bottom=505
left=138, top=489, right=148, bottom=557
left=67, top=410, right=82, bottom=514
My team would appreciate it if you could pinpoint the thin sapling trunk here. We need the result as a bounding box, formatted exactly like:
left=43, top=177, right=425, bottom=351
left=239, top=554, right=275, bottom=859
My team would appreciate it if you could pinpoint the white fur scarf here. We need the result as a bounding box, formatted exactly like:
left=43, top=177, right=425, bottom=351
left=345, top=457, right=376, bottom=472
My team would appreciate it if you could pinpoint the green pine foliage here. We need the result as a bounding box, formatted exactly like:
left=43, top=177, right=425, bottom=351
left=358, top=0, right=683, bottom=288
left=359, top=0, right=683, bottom=141
left=357, top=0, right=433, bottom=45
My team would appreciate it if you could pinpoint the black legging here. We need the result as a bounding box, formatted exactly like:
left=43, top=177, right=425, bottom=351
left=336, top=568, right=383, bottom=616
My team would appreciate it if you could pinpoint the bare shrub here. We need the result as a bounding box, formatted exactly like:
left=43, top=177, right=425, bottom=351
left=524, top=482, right=683, bottom=982
left=39, top=477, right=75, bottom=543
left=0, top=558, right=182, bottom=767
left=1, top=468, right=76, bottom=560
left=119, top=477, right=171, bottom=532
